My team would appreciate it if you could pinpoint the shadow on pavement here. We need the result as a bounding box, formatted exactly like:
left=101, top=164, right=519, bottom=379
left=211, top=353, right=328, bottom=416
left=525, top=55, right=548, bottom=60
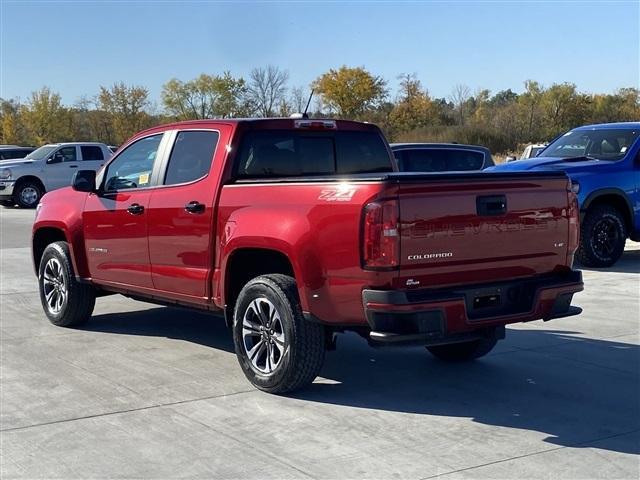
left=84, top=307, right=639, bottom=455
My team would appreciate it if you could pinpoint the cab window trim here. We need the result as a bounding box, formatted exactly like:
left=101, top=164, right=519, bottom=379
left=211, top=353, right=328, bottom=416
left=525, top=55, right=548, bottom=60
left=98, top=132, right=171, bottom=195
left=153, top=128, right=221, bottom=189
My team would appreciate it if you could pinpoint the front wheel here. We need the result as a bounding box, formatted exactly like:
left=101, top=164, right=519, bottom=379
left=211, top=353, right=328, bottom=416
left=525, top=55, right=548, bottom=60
left=15, top=181, right=42, bottom=208
left=576, top=205, right=626, bottom=268
left=232, top=274, right=325, bottom=394
left=427, top=337, right=498, bottom=362
left=38, top=241, right=96, bottom=327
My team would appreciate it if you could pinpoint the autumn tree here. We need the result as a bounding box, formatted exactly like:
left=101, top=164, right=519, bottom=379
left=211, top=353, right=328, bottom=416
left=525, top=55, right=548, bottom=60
left=389, top=74, right=438, bottom=135
left=0, top=98, right=28, bottom=145
left=161, top=72, right=248, bottom=120
left=98, top=82, right=151, bottom=144
left=22, top=87, right=73, bottom=144
left=313, top=66, right=387, bottom=118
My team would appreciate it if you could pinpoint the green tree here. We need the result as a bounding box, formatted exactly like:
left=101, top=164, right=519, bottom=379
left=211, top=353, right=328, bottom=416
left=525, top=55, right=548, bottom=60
left=22, top=87, right=73, bottom=144
left=389, top=74, right=438, bottom=136
left=98, top=82, right=151, bottom=144
left=313, top=66, right=387, bottom=118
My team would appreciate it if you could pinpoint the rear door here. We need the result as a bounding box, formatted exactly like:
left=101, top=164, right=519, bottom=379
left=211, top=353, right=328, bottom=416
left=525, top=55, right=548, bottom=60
left=397, top=172, right=571, bottom=289
left=84, top=133, right=168, bottom=289
left=147, top=127, right=228, bottom=299
left=80, top=145, right=107, bottom=173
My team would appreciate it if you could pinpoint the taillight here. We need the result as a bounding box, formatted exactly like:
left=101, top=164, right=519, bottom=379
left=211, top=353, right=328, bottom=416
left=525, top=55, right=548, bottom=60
left=363, top=199, right=399, bottom=269
left=567, top=181, right=580, bottom=262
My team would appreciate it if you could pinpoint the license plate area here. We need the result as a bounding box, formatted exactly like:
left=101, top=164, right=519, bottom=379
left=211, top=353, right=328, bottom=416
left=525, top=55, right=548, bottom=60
left=473, top=294, right=501, bottom=309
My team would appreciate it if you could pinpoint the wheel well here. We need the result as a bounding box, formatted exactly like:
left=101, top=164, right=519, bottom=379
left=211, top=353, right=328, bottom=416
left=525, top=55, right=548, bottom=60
left=585, top=194, right=632, bottom=233
left=33, top=227, right=66, bottom=272
left=15, top=175, right=46, bottom=193
left=224, top=248, right=295, bottom=322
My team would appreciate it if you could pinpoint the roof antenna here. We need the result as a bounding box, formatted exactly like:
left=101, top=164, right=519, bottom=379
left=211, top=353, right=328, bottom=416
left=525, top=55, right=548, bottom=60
left=302, top=89, right=314, bottom=119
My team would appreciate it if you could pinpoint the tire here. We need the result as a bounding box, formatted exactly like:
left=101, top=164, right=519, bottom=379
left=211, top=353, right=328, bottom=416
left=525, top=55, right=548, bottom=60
left=232, top=274, right=325, bottom=394
left=15, top=180, right=43, bottom=208
left=576, top=204, right=626, bottom=268
left=0, top=200, right=14, bottom=207
left=427, top=337, right=498, bottom=362
left=38, top=241, right=96, bottom=327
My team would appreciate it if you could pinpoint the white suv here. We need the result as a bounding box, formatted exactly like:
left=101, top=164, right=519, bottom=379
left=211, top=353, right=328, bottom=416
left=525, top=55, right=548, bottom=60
left=0, top=142, right=112, bottom=208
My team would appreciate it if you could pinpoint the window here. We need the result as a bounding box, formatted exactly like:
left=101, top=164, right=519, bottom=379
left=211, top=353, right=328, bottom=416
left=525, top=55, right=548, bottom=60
left=236, top=130, right=392, bottom=179
left=399, top=149, right=485, bottom=172
left=544, top=128, right=639, bottom=161
left=81, top=146, right=104, bottom=161
left=0, top=149, right=31, bottom=160
left=103, top=134, right=163, bottom=191
left=53, top=146, right=77, bottom=162
left=164, top=131, right=219, bottom=185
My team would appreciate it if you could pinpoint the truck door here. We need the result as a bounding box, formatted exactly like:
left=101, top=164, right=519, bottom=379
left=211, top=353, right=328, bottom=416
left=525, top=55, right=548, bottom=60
left=83, top=133, right=168, bottom=289
left=79, top=145, right=107, bottom=173
left=44, top=146, right=80, bottom=190
left=147, top=127, right=229, bottom=300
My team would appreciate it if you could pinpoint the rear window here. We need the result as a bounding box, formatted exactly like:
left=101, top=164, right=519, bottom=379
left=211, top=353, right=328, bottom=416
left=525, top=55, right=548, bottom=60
left=235, top=130, right=392, bottom=179
left=398, top=148, right=485, bottom=172
left=81, top=146, right=104, bottom=161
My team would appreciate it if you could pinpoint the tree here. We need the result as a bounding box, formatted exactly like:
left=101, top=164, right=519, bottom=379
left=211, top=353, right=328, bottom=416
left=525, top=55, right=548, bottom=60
left=21, top=87, right=74, bottom=144
left=313, top=66, right=387, bottom=118
left=247, top=66, right=289, bottom=117
left=388, top=74, right=438, bottom=136
left=98, top=82, right=151, bottom=144
left=0, top=98, right=27, bottom=145
left=162, top=73, right=249, bottom=120
left=449, top=84, right=471, bottom=125
left=518, top=80, right=544, bottom=140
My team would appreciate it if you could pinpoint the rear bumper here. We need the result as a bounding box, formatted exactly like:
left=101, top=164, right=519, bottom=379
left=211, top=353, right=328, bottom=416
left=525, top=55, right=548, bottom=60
left=363, top=270, right=583, bottom=345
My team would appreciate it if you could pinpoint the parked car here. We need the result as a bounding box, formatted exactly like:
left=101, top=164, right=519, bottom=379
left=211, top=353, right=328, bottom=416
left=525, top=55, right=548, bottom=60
left=488, top=122, right=639, bottom=267
left=391, top=143, right=494, bottom=172
left=0, top=145, right=35, bottom=160
left=520, top=143, right=547, bottom=160
left=0, top=142, right=111, bottom=208
left=32, top=118, right=583, bottom=394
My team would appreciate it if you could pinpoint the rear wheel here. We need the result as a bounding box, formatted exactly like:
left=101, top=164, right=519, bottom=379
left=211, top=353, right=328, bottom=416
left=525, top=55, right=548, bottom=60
left=576, top=205, right=626, bottom=268
left=232, top=274, right=325, bottom=394
left=38, top=241, right=96, bottom=327
left=15, top=180, right=42, bottom=208
left=427, top=337, right=498, bottom=362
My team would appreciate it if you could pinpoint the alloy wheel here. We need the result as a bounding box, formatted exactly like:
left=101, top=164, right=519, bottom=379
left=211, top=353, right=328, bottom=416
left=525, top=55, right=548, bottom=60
left=42, top=258, right=67, bottom=314
left=242, top=298, right=286, bottom=375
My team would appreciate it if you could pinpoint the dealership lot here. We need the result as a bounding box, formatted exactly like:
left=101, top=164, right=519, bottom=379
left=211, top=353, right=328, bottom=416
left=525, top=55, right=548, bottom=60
left=1, top=207, right=638, bottom=479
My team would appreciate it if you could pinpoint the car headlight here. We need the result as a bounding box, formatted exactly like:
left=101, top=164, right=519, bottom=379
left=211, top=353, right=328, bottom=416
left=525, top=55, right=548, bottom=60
left=570, top=180, right=580, bottom=194
left=0, top=168, right=12, bottom=180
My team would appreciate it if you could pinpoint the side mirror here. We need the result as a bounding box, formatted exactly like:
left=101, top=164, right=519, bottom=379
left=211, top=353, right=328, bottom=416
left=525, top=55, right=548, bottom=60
left=47, top=154, right=63, bottom=164
left=72, top=170, right=96, bottom=192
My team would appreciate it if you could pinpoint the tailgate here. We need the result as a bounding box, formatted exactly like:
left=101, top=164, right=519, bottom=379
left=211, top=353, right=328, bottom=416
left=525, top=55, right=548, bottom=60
left=396, top=172, right=571, bottom=288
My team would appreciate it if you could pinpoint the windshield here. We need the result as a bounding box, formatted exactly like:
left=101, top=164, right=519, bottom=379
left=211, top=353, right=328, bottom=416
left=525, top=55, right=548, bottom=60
left=24, top=145, right=57, bottom=160
left=542, top=128, right=639, bottom=161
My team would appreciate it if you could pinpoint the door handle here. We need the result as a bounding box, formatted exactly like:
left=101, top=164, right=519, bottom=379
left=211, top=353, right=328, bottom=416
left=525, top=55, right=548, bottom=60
left=184, top=201, right=205, bottom=214
left=68, top=165, right=78, bottom=168
left=127, top=203, right=145, bottom=215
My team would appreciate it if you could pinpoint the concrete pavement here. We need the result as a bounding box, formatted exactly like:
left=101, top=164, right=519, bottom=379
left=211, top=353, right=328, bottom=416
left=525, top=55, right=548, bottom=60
left=1, top=206, right=638, bottom=479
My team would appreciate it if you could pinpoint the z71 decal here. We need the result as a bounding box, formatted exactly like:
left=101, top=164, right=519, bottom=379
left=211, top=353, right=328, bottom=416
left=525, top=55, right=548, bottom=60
left=318, top=187, right=357, bottom=202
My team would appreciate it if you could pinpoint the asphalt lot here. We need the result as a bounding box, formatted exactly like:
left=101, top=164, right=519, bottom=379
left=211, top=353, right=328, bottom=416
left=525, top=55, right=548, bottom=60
left=0, top=206, right=638, bottom=479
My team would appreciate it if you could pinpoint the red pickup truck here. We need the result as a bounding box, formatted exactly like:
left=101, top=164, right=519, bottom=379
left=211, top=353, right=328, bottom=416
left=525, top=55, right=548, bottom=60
left=32, top=118, right=584, bottom=393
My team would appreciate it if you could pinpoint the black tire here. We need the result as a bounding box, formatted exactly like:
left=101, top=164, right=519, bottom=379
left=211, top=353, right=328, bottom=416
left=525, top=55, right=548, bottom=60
left=427, top=337, right=498, bottom=362
left=38, top=241, right=96, bottom=327
left=15, top=180, right=43, bottom=208
left=576, top=204, right=626, bottom=268
left=0, top=200, right=14, bottom=207
left=232, top=274, right=325, bottom=394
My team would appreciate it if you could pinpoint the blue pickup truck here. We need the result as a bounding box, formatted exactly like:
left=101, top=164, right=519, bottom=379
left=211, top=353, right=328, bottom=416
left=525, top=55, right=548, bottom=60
left=489, top=122, right=639, bottom=267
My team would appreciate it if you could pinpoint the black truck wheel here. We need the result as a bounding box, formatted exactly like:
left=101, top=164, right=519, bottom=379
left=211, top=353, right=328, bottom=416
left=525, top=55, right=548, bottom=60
left=38, top=242, right=96, bottom=327
left=15, top=180, right=43, bottom=208
left=576, top=204, right=626, bottom=268
left=233, top=274, right=325, bottom=394
left=427, top=337, right=498, bottom=362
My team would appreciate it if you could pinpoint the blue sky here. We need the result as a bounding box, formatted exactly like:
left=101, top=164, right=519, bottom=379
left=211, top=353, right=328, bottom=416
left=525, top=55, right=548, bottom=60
left=1, top=0, right=639, bottom=107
